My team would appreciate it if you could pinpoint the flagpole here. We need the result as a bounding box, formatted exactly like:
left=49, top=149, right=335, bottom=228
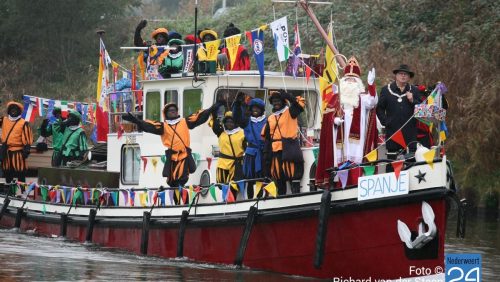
left=193, top=0, right=199, bottom=82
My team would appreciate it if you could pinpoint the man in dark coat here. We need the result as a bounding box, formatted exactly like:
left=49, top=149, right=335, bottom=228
left=376, top=64, right=422, bottom=160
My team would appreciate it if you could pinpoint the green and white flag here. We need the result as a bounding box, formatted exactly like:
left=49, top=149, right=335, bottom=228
left=270, top=16, right=289, bottom=62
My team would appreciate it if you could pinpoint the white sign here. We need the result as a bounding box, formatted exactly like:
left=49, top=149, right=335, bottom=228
left=358, top=171, right=409, bottom=201
left=270, top=16, right=289, bottom=62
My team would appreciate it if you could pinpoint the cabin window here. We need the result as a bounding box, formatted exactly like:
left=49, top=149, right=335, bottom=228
left=121, top=145, right=141, bottom=185
left=268, top=89, right=318, bottom=128
left=145, top=91, right=161, bottom=121
left=164, top=90, right=178, bottom=105
left=213, top=88, right=266, bottom=119
left=183, top=89, right=203, bottom=117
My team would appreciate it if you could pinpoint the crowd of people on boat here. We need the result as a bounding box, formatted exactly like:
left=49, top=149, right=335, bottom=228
left=134, top=20, right=251, bottom=78
left=0, top=103, right=88, bottom=184
left=0, top=19, right=447, bottom=202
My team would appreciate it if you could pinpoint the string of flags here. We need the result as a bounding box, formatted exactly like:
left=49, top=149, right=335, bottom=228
left=10, top=178, right=279, bottom=211
left=21, top=95, right=97, bottom=125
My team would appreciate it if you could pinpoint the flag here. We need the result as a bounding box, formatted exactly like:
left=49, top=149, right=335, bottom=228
left=237, top=181, right=246, bottom=200
left=263, top=182, right=277, bottom=197
left=21, top=96, right=38, bottom=123
left=226, top=190, right=235, bottom=203
left=59, top=100, right=68, bottom=118
left=338, top=170, right=349, bottom=189
left=305, top=65, right=312, bottom=84
left=392, top=160, right=404, bottom=179
left=209, top=185, right=217, bottom=202
left=439, top=121, right=448, bottom=142
left=291, top=23, right=302, bottom=78
left=47, top=100, right=56, bottom=123
left=363, top=166, right=376, bottom=176
left=141, top=156, right=148, bottom=172
left=392, top=129, right=407, bottom=149
left=225, top=34, right=241, bottom=70
left=82, top=104, right=88, bottom=124
left=366, top=149, right=378, bottom=162
left=204, top=40, right=220, bottom=61
left=270, top=16, right=290, bottom=62
left=151, top=157, right=158, bottom=173
left=423, top=149, right=436, bottom=169
left=247, top=29, right=265, bottom=88
left=319, top=23, right=338, bottom=112
left=222, top=185, right=229, bottom=202
left=182, top=45, right=195, bottom=75
left=97, top=38, right=111, bottom=105
left=37, top=98, right=45, bottom=117
left=254, top=182, right=263, bottom=199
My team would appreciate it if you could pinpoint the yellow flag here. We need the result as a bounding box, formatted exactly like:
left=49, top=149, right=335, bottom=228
left=264, top=182, right=277, bottom=198
left=225, top=34, right=241, bottom=70
left=366, top=149, right=378, bottom=162
left=151, top=157, right=158, bottom=173
left=189, top=185, right=194, bottom=203
left=60, top=189, right=66, bottom=204
left=205, top=40, right=220, bottom=61
left=259, top=24, right=268, bottom=31
left=319, top=23, right=338, bottom=112
left=175, top=189, right=180, bottom=201
left=439, top=130, right=447, bottom=142
left=423, top=149, right=436, bottom=169
left=140, top=192, right=147, bottom=207
left=230, top=181, right=239, bottom=191
left=254, top=182, right=263, bottom=199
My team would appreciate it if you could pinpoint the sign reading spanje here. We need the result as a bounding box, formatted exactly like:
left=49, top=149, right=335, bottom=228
left=357, top=171, right=409, bottom=201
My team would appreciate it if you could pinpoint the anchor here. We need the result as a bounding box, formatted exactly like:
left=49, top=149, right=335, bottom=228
left=397, top=201, right=437, bottom=249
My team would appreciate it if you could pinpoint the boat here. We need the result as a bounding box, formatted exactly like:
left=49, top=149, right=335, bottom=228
left=0, top=2, right=462, bottom=279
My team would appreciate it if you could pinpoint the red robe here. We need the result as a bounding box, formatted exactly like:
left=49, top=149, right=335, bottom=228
left=220, top=45, right=250, bottom=71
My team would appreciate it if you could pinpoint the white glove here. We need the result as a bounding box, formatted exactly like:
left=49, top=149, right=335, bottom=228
left=334, top=117, right=344, bottom=126
left=367, top=67, right=376, bottom=85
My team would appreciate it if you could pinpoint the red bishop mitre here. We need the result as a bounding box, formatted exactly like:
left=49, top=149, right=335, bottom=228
left=344, top=56, right=361, bottom=77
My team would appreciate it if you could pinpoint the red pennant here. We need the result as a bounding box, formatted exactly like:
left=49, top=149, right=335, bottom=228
left=245, top=31, right=253, bottom=45
left=392, top=129, right=407, bottom=149
left=141, top=156, right=148, bottom=172
left=206, top=157, right=212, bottom=170
left=226, top=190, right=235, bottom=203
left=153, top=192, right=158, bottom=205
left=305, top=65, right=312, bottom=84
left=49, top=190, right=57, bottom=201
left=392, top=160, right=404, bottom=179
left=181, top=189, right=188, bottom=204
left=194, top=186, right=201, bottom=193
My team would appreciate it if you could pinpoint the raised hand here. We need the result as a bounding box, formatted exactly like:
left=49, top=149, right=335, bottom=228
left=136, top=20, right=147, bottom=30
left=367, top=67, right=376, bottom=85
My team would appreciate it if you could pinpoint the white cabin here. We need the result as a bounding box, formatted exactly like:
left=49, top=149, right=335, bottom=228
left=106, top=71, right=322, bottom=200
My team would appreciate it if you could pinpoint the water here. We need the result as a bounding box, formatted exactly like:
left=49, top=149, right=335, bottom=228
left=0, top=211, right=498, bottom=281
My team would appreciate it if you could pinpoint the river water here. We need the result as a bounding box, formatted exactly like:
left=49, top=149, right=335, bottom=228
left=0, top=210, right=498, bottom=281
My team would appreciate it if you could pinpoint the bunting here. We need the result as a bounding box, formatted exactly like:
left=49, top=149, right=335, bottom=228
left=263, top=182, right=277, bottom=198
left=366, top=149, right=378, bottom=163
left=423, top=149, right=436, bottom=169
left=392, top=129, right=407, bottom=149
left=225, top=34, right=241, bottom=70
left=209, top=185, right=217, bottom=202
left=392, top=160, right=404, bottom=179
left=338, top=170, right=349, bottom=189
left=254, top=182, right=263, bottom=199
left=363, top=166, right=376, bottom=176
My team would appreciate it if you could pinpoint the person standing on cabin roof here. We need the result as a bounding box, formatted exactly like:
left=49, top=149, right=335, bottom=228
left=40, top=107, right=66, bottom=167
left=218, top=23, right=251, bottom=71
left=134, top=19, right=170, bottom=78
left=210, top=106, right=246, bottom=200
left=0, top=101, right=33, bottom=183
left=123, top=102, right=218, bottom=203
left=262, top=90, right=305, bottom=195
left=197, top=29, right=219, bottom=61
left=60, top=110, right=88, bottom=166
left=232, top=92, right=267, bottom=198
left=159, top=37, right=184, bottom=77
left=376, top=64, right=423, bottom=162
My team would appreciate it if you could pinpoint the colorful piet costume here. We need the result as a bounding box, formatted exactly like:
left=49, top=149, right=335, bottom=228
left=262, top=91, right=305, bottom=195
left=0, top=102, right=33, bottom=183
left=60, top=110, right=88, bottom=166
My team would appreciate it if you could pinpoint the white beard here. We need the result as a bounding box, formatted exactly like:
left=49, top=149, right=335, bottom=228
left=339, top=77, right=365, bottom=109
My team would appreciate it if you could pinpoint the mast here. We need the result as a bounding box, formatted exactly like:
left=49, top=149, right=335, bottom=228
left=272, top=0, right=346, bottom=68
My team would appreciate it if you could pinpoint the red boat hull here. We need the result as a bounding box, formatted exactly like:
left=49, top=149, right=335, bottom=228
left=0, top=195, right=447, bottom=279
